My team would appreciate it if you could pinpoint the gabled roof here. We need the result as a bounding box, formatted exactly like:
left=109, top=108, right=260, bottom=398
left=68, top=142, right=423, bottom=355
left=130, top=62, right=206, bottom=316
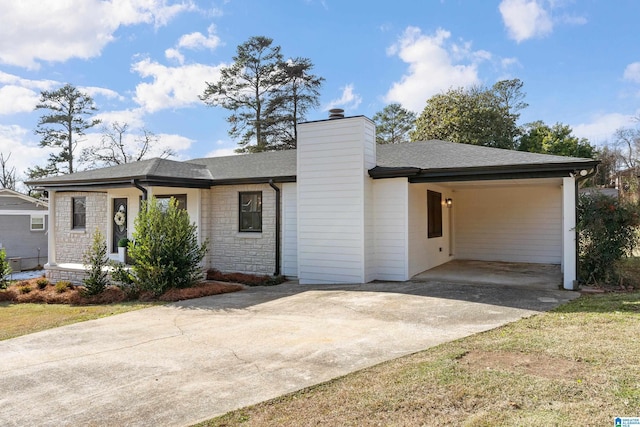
left=0, top=188, right=48, bottom=208
left=26, top=140, right=599, bottom=190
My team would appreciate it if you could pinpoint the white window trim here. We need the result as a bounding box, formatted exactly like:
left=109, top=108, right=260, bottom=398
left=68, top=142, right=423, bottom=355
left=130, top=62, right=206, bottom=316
left=30, top=214, right=45, bottom=231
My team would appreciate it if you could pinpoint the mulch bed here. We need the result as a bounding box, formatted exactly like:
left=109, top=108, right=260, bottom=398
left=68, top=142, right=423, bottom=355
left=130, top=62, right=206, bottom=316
left=0, top=278, right=244, bottom=305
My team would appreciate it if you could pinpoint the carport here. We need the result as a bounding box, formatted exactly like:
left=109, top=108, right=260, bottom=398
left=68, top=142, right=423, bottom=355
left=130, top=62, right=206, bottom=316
left=371, top=142, right=600, bottom=289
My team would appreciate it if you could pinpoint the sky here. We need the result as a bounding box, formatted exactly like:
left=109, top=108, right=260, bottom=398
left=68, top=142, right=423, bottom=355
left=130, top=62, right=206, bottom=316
left=1, top=0, right=639, bottom=185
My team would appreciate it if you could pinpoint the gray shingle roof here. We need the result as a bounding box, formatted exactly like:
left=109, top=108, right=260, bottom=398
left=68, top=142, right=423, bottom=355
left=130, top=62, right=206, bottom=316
left=27, top=140, right=598, bottom=188
left=377, top=140, right=596, bottom=169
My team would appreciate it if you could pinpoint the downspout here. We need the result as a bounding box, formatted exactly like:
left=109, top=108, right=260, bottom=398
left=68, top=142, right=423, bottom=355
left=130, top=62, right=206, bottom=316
left=132, top=179, right=147, bottom=201
left=269, top=179, right=281, bottom=277
left=574, top=167, right=598, bottom=285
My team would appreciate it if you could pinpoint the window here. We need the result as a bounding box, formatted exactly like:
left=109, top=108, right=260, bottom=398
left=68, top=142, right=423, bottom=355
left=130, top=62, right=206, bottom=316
left=30, top=215, right=45, bottom=231
left=427, top=190, right=443, bottom=238
left=239, top=192, right=262, bottom=232
left=156, top=194, right=187, bottom=211
left=72, top=197, right=86, bottom=229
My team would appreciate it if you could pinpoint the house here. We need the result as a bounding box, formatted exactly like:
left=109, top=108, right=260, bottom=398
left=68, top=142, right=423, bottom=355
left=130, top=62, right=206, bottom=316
left=0, top=188, right=48, bottom=271
left=27, top=113, right=599, bottom=289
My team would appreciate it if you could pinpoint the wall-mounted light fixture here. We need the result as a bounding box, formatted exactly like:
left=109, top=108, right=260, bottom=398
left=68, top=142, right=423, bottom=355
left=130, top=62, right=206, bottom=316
left=445, top=198, right=453, bottom=208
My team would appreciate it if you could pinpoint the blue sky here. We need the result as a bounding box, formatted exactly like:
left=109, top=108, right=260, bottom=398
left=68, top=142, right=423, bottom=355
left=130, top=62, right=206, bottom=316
left=1, top=0, right=639, bottom=183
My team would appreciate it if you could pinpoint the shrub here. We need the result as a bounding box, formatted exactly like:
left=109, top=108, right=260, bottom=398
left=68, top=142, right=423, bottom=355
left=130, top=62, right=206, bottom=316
left=18, top=284, right=32, bottom=294
left=577, top=193, right=640, bottom=285
left=0, top=248, right=11, bottom=290
left=117, top=237, right=130, bottom=248
left=36, top=278, right=49, bottom=290
left=129, top=197, right=208, bottom=296
left=82, top=228, right=110, bottom=296
left=55, top=281, right=73, bottom=293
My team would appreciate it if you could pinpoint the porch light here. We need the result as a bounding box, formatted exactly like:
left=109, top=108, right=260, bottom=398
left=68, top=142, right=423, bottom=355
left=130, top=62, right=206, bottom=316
left=445, top=198, right=453, bottom=208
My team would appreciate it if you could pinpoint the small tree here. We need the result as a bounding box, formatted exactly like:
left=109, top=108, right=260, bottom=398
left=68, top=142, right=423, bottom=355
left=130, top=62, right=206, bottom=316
left=82, top=228, right=109, bottom=296
left=129, top=197, right=207, bottom=295
left=577, top=193, right=640, bottom=285
left=373, top=103, right=416, bottom=144
left=0, top=248, right=11, bottom=289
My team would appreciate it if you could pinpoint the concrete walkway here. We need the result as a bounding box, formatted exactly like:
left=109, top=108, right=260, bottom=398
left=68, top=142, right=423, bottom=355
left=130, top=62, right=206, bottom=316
left=0, top=280, right=578, bottom=426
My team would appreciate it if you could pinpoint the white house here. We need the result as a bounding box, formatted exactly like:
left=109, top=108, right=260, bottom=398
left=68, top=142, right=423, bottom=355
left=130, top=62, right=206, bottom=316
left=27, top=114, right=598, bottom=289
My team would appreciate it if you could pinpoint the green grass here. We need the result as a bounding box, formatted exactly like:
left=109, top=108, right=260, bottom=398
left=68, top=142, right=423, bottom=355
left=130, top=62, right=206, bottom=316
left=196, top=291, right=640, bottom=427
left=0, top=301, right=157, bottom=341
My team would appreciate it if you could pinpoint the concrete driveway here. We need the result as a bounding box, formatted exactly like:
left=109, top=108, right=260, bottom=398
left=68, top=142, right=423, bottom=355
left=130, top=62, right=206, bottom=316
left=0, top=280, right=578, bottom=426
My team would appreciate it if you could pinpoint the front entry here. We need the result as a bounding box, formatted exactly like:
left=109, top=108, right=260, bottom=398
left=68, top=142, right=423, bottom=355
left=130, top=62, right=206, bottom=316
left=112, top=198, right=128, bottom=253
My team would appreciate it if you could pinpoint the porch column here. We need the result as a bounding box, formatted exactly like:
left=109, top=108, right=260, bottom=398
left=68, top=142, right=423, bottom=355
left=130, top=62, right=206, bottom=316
left=46, top=190, right=57, bottom=267
left=562, top=176, right=576, bottom=289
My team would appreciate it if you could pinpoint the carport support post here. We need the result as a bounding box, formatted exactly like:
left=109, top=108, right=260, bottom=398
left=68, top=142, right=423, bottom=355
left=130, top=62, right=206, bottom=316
left=562, top=176, right=577, bottom=290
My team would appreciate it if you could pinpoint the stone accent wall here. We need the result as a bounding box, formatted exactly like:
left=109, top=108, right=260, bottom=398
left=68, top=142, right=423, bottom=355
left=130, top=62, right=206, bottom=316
left=202, top=184, right=276, bottom=275
left=54, top=192, right=108, bottom=263
left=46, top=265, right=88, bottom=285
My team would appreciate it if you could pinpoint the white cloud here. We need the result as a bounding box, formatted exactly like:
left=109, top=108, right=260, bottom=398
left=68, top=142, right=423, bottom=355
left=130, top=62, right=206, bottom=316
left=156, top=133, right=194, bottom=154
left=204, top=147, right=238, bottom=158
left=94, top=109, right=147, bottom=129
left=0, top=0, right=194, bottom=69
left=0, top=125, right=54, bottom=176
left=178, top=24, right=221, bottom=50
left=384, top=27, right=483, bottom=112
left=499, top=0, right=553, bottom=43
left=166, top=24, right=222, bottom=65
left=325, top=84, right=363, bottom=112
left=0, top=86, right=40, bottom=115
left=81, top=86, right=124, bottom=101
left=132, top=59, right=224, bottom=113
left=623, top=62, right=640, bottom=84
left=0, top=73, right=60, bottom=115
left=572, top=112, right=637, bottom=145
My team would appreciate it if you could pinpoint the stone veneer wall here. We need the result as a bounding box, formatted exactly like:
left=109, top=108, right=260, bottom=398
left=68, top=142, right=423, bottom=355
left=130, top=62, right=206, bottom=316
left=47, top=192, right=108, bottom=283
left=202, top=184, right=276, bottom=275
left=54, top=192, right=108, bottom=263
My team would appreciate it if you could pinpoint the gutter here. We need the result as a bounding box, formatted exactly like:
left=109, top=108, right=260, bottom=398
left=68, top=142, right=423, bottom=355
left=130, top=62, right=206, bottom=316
left=268, top=179, right=281, bottom=276
left=132, top=179, right=148, bottom=201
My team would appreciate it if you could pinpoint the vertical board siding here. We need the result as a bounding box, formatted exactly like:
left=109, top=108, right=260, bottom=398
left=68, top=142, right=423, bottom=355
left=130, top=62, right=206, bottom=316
left=297, top=117, right=374, bottom=284
left=373, top=178, right=408, bottom=281
left=282, top=183, right=298, bottom=277
left=455, top=185, right=562, bottom=264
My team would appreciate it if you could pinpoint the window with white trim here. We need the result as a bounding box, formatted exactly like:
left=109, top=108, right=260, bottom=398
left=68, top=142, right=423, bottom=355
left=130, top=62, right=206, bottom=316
left=30, top=215, right=45, bottom=231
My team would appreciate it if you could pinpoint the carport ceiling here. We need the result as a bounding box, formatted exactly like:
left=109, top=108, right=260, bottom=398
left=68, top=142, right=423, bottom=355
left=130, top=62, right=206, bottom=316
left=437, top=177, right=563, bottom=190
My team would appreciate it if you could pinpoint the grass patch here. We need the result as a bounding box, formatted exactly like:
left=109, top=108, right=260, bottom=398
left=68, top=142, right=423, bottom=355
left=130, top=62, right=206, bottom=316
left=196, top=292, right=640, bottom=426
left=0, top=302, right=156, bottom=341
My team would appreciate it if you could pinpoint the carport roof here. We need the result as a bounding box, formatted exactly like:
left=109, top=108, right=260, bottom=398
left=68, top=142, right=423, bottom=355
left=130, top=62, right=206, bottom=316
left=370, top=140, right=599, bottom=182
left=27, top=140, right=598, bottom=190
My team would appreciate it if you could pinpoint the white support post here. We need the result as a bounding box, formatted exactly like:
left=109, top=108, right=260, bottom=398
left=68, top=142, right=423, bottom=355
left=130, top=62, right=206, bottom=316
left=46, top=190, right=57, bottom=267
left=562, top=176, right=577, bottom=290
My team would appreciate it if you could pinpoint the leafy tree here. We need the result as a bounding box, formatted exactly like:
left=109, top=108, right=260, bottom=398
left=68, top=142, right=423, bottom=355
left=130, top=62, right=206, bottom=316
left=577, top=193, right=640, bottom=285
left=411, top=79, right=525, bottom=149
left=265, top=58, right=324, bottom=150
left=0, top=152, right=16, bottom=190
left=82, top=228, right=109, bottom=296
left=80, top=122, right=175, bottom=168
left=201, top=36, right=322, bottom=152
left=129, top=197, right=207, bottom=296
left=34, top=83, right=100, bottom=175
left=518, top=121, right=596, bottom=158
left=0, top=248, right=11, bottom=289
left=373, top=103, right=416, bottom=144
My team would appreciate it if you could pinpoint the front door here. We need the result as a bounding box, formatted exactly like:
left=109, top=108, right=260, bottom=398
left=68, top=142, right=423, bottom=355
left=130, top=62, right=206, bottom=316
left=112, top=198, right=128, bottom=253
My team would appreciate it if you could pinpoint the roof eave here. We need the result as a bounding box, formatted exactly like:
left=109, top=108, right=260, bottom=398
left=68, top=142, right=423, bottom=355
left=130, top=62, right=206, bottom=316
left=369, top=160, right=600, bottom=182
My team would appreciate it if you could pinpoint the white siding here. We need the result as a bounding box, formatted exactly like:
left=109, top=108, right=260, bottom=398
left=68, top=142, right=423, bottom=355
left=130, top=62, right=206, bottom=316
left=373, top=178, right=409, bottom=281
left=408, top=183, right=454, bottom=277
left=282, top=182, right=298, bottom=277
left=297, top=117, right=376, bottom=284
left=455, top=185, right=562, bottom=264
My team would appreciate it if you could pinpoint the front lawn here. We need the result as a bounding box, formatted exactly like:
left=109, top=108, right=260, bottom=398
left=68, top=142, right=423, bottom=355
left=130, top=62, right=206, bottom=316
left=0, top=301, right=156, bottom=341
left=198, top=291, right=640, bottom=426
